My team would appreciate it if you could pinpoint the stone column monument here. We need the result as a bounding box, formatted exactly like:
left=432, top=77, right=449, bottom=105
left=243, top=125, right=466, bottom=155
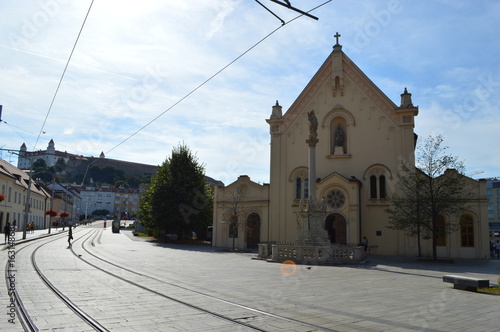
left=306, top=111, right=319, bottom=208
left=296, top=111, right=328, bottom=243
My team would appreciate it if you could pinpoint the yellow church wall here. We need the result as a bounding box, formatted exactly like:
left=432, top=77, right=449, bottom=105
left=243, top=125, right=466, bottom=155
left=213, top=41, right=489, bottom=260
left=212, top=175, right=270, bottom=249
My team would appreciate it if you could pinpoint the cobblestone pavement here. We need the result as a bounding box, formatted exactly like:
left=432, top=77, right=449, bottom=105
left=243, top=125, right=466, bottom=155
left=1, top=221, right=499, bottom=331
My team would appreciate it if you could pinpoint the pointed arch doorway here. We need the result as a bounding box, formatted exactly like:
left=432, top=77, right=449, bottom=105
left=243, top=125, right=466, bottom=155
left=246, top=213, right=261, bottom=249
left=325, top=213, right=347, bottom=245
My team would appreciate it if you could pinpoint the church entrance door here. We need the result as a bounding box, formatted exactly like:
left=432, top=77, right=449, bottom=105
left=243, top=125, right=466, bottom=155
left=325, top=213, right=347, bottom=245
left=246, top=213, right=261, bottom=248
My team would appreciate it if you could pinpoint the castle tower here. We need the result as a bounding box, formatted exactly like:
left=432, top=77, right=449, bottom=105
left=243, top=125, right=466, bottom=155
left=47, top=139, right=55, bottom=154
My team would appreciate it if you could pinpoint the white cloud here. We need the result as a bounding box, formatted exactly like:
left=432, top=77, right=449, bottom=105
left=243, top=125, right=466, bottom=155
left=0, top=0, right=498, bottom=184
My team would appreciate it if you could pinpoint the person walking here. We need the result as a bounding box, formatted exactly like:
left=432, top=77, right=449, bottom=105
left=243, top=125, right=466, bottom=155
left=362, top=236, right=369, bottom=257
left=68, top=225, right=73, bottom=247
left=4, top=222, right=10, bottom=244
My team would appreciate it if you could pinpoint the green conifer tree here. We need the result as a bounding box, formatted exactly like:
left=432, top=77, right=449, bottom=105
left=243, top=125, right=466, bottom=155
left=139, top=144, right=212, bottom=241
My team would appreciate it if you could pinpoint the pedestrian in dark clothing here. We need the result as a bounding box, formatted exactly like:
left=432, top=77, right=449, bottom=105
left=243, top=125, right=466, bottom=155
left=362, top=236, right=369, bottom=257
left=4, top=222, right=10, bottom=243
left=68, top=225, right=73, bottom=247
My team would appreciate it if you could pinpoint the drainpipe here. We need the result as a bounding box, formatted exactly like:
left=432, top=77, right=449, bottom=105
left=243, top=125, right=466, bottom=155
left=351, top=176, right=363, bottom=244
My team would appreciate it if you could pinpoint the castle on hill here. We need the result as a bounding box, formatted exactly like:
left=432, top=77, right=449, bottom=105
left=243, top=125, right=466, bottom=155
left=17, top=139, right=158, bottom=177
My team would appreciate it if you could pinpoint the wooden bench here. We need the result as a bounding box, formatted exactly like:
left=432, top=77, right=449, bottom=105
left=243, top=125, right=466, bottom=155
left=443, top=275, right=489, bottom=292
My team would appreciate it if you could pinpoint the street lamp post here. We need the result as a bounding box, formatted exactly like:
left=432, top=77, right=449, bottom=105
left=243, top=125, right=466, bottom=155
left=48, top=178, right=55, bottom=234
left=22, top=156, right=34, bottom=240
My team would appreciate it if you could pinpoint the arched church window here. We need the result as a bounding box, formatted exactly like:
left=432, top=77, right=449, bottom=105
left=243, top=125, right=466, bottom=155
left=370, top=176, right=377, bottom=199
left=460, top=214, right=474, bottom=247
left=295, top=178, right=302, bottom=200
left=326, top=190, right=345, bottom=209
left=294, top=177, right=309, bottom=200
left=303, top=178, right=309, bottom=199
left=369, top=174, right=387, bottom=200
left=379, top=175, right=386, bottom=199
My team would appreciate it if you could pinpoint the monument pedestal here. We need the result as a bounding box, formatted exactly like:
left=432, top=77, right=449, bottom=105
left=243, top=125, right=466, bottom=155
left=334, top=146, right=344, bottom=155
left=296, top=209, right=328, bottom=243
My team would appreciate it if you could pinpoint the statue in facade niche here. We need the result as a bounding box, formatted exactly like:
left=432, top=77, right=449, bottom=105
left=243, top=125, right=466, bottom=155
left=335, top=124, right=344, bottom=146
left=307, top=111, right=318, bottom=141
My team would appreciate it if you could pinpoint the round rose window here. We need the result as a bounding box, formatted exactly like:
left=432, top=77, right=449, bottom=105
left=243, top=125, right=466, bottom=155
left=326, top=190, right=345, bottom=209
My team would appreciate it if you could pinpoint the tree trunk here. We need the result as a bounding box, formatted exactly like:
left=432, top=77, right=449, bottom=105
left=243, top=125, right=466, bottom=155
left=417, top=223, right=422, bottom=257
left=417, top=234, right=422, bottom=257
left=431, top=215, right=438, bottom=260
left=432, top=235, right=437, bottom=260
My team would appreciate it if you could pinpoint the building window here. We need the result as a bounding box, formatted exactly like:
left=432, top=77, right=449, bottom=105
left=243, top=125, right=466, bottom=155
left=488, top=213, right=494, bottom=220
left=488, top=205, right=494, bottom=211
left=460, top=214, right=474, bottom=247
left=295, top=178, right=302, bottom=200
left=294, top=177, right=309, bottom=200
left=326, top=190, right=345, bottom=209
left=303, top=178, right=309, bottom=199
left=379, top=175, right=386, bottom=199
left=497, top=189, right=500, bottom=195
left=370, top=175, right=387, bottom=199
left=436, top=215, right=446, bottom=246
left=486, top=190, right=492, bottom=196
left=370, top=176, right=377, bottom=198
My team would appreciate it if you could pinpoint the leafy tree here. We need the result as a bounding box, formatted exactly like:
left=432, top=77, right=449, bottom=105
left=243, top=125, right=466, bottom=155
left=31, top=158, right=53, bottom=182
left=51, top=157, right=67, bottom=173
left=139, top=144, right=212, bottom=241
left=386, top=135, right=472, bottom=260
left=87, top=165, right=126, bottom=186
left=219, top=187, right=248, bottom=250
left=33, top=158, right=47, bottom=169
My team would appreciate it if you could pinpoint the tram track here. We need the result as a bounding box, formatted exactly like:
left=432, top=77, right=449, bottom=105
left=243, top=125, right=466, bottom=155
left=4, top=227, right=108, bottom=331
left=73, top=230, right=335, bottom=332
left=6, top=226, right=336, bottom=331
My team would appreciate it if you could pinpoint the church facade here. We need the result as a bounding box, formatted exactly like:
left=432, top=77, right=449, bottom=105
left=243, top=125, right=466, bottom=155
left=213, top=38, right=489, bottom=259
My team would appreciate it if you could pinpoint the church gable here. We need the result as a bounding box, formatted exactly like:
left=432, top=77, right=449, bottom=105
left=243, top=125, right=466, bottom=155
left=266, top=36, right=419, bottom=185
left=277, top=38, right=417, bottom=142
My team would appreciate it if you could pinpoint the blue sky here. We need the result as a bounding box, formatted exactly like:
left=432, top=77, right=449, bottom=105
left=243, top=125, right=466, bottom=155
left=0, top=0, right=498, bottom=184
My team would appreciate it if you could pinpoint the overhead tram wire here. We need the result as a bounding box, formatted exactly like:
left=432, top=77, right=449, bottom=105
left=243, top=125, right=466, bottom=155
left=104, top=0, right=333, bottom=157
left=15, top=1, right=94, bottom=240
left=2, top=121, right=33, bottom=149
left=34, top=0, right=95, bottom=151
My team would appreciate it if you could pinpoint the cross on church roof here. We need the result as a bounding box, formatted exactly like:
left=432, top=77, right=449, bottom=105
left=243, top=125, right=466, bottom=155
left=334, top=32, right=341, bottom=45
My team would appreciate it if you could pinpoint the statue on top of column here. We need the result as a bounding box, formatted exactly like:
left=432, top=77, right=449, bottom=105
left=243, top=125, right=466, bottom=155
left=307, top=111, right=318, bottom=141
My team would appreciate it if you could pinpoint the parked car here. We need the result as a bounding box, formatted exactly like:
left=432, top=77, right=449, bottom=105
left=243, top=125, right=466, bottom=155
left=165, top=233, right=178, bottom=240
